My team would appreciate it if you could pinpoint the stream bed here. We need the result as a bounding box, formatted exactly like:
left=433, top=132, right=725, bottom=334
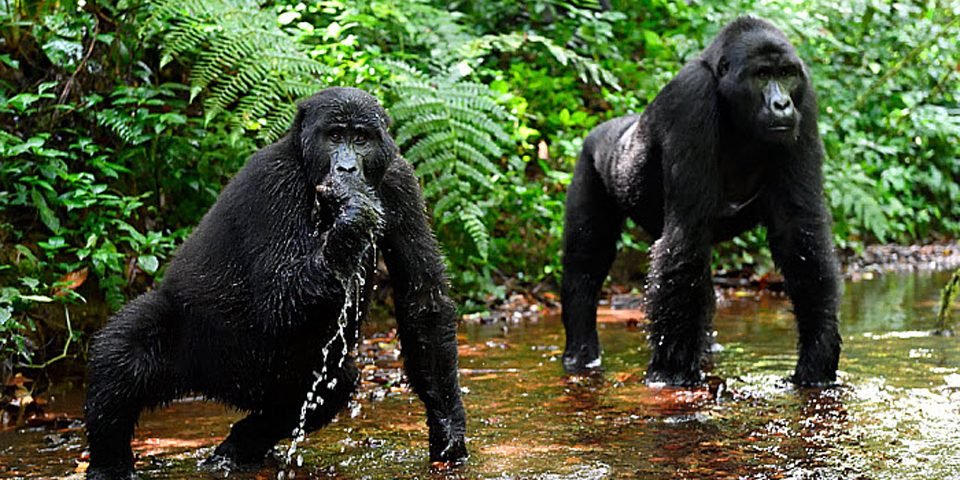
left=2, top=270, right=959, bottom=479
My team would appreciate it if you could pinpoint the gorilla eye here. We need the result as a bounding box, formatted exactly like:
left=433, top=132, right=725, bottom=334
left=354, top=132, right=369, bottom=145
left=329, top=130, right=344, bottom=142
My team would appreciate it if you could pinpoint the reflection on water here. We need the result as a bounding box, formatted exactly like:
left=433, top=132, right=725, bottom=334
left=1, top=270, right=959, bottom=479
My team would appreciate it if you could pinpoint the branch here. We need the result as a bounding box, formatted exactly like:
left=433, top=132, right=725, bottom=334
left=20, top=307, right=76, bottom=370
left=56, top=19, right=99, bottom=105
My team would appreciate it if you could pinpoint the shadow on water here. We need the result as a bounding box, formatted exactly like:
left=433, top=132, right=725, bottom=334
left=2, top=270, right=959, bottom=479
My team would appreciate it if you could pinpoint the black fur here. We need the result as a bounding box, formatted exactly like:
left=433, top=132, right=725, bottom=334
left=561, top=18, right=841, bottom=387
left=84, top=87, right=467, bottom=479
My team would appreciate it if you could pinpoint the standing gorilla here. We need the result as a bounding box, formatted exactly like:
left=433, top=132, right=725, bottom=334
left=561, top=17, right=841, bottom=387
left=84, top=88, right=467, bottom=479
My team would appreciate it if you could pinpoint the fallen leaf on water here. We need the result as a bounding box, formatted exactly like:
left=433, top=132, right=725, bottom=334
left=75, top=462, right=88, bottom=473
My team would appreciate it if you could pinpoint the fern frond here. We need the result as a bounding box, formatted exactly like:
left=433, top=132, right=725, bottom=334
left=96, top=110, right=147, bottom=145
left=452, top=160, right=495, bottom=191
left=424, top=173, right=463, bottom=205
left=449, top=120, right=502, bottom=158
left=460, top=201, right=490, bottom=260
left=383, top=60, right=515, bottom=258
left=414, top=151, right=457, bottom=178
left=146, top=0, right=329, bottom=141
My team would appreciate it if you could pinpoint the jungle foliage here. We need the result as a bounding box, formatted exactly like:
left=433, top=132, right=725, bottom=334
left=1, top=0, right=958, bottom=366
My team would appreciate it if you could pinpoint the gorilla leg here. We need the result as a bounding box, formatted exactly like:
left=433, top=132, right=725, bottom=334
left=561, top=144, right=624, bottom=372
left=85, top=291, right=178, bottom=479
left=208, top=358, right=359, bottom=467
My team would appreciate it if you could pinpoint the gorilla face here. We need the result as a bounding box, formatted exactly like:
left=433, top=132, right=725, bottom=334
left=717, top=33, right=807, bottom=145
left=749, top=58, right=804, bottom=143
left=297, top=88, right=397, bottom=187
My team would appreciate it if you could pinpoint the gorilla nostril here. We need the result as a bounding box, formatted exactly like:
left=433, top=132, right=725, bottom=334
left=774, top=98, right=792, bottom=111
left=336, top=165, right=358, bottom=173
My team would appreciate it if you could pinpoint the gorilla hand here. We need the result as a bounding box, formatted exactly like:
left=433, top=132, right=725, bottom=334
left=317, top=175, right=384, bottom=236
left=316, top=175, right=383, bottom=279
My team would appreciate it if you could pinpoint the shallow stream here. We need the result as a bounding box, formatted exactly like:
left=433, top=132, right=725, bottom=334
left=2, top=270, right=958, bottom=479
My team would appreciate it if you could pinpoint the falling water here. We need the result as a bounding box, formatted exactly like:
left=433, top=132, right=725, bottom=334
left=277, top=244, right=373, bottom=479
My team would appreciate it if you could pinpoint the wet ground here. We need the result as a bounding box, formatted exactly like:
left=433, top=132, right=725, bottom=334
left=2, top=269, right=959, bottom=479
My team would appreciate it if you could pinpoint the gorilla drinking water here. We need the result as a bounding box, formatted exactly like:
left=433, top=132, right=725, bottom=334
left=84, top=88, right=467, bottom=479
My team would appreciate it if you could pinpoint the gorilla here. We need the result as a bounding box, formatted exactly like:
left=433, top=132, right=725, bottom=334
left=561, top=17, right=841, bottom=387
left=84, top=88, right=467, bottom=479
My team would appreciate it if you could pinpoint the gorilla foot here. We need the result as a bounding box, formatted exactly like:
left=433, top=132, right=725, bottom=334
left=199, top=452, right=266, bottom=473
left=85, top=465, right=137, bottom=480
left=790, top=367, right=839, bottom=388
left=644, top=367, right=704, bottom=387
left=199, top=440, right=271, bottom=473
left=430, top=436, right=468, bottom=466
left=562, top=344, right=602, bottom=373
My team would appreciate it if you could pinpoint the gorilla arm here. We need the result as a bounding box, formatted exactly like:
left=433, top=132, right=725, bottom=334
left=379, top=159, right=468, bottom=462
left=643, top=62, right=723, bottom=385
left=763, top=124, right=841, bottom=386
left=232, top=149, right=382, bottom=333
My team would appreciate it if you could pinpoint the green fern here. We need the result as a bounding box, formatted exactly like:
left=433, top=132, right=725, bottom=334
left=145, top=0, right=328, bottom=141
left=96, top=109, right=146, bottom=145
left=385, top=61, right=513, bottom=260
left=825, top=161, right=889, bottom=243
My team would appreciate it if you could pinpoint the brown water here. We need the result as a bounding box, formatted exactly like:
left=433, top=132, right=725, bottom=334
left=2, top=270, right=959, bottom=479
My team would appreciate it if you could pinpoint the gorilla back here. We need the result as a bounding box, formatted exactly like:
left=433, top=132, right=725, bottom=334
left=84, top=88, right=467, bottom=479
left=561, top=17, right=841, bottom=387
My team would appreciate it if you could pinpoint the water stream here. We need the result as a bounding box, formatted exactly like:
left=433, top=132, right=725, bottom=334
left=1, top=269, right=958, bottom=479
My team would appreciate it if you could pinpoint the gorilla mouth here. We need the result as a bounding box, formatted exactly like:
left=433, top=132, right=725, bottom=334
left=767, top=124, right=794, bottom=132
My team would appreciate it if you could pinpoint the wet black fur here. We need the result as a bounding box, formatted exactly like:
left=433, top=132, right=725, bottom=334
left=84, top=88, right=467, bottom=479
left=561, top=18, right=841, bottom=386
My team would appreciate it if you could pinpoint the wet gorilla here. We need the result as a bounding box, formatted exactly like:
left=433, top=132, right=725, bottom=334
left=561, top=18, right=841, bottom=386
left=85, top=88, right=467, bottom=479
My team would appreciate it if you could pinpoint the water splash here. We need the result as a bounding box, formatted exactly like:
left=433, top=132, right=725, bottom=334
left=278, top=243, right=374, bottom=479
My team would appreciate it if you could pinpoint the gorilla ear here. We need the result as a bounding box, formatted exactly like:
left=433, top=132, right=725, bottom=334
left=291, top=104, right=307, bottom=151
left=293, top=104, right=306, bottom=134
left=717, top=57, right=730, bottom=78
